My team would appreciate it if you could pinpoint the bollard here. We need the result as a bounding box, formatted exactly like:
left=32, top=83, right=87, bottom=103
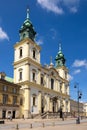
left=42, top=122, right=45, bottom=127
left=16, top=124, right=19, bottom=130
left=30, top=123, right=32, bottom=128
left=52, top=122, right=55, bottom=126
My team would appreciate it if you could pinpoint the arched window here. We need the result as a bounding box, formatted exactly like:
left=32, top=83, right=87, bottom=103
left=19, top=68, right=23, bottom=81
left=41, top=74, right=44, bottom=85
left=51, top=78, right=54, bottom=89
left=32, top=48, right=36, bottom=59
left=19, top=47, right=23, bottom=58
left=32, top=69, right=36, bottom=82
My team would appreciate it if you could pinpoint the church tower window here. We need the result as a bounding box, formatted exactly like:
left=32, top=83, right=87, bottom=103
left=33, top=49, right=36, bottom=59
left=19, top=69, right=23, bottom=81
left=51, top=78, right=54, bottom=89
left=19, top=47, right=23, bottom=58
left=33, top=96, right=36, bottom=106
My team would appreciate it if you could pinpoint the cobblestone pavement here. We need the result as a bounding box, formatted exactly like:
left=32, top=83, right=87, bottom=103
left=0, top=118, right=87, bottom=130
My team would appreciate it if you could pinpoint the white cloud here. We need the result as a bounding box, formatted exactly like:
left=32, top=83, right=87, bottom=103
left=73, top=69, right=81, bottom=74
left=63, top=0, right=80, bottom=13
left=36, top=39, right=43, bottom=45
left=50, top=28, right=57, bottom=39
left=69, top=6, right=78, bottom=13
left=37, top=0, right=80, bottom=14
left=37, top=0, right=64, bottom=14
left=72, top=59, right=87, bottom=68
left=0, top=27, right=9, bottom=41
left=63, top=0, right=80, bottom=6
left=67, top=74, right=73, bottom=81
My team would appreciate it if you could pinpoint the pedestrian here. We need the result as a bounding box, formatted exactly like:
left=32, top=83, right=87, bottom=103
left=10, top=115, right=12, bottom=121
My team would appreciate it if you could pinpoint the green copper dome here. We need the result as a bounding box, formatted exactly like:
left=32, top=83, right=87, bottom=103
left=19, top=8, right=36, bottom=41
left=55, top=44, right=66, bottom=68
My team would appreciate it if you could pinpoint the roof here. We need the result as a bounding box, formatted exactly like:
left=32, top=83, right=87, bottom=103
left=5, top=76, right=13, bottom=83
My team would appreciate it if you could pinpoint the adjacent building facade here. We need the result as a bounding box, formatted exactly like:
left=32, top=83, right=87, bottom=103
left=0, top=72, right=20, bottom=119
left=70, top=99, right=84, bottom=117
left=13, top=9, right=70, bottom=118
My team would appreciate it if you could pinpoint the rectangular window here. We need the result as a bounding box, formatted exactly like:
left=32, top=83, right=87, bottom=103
left=13, top=96, right=17, bottom=105
left=3, top=86, right=8, bottom=92
left=65, top=72, right=67, bottom=79
left=19, top=71, right=22, bottom=80
left=33, top=50, right=36, bottom=59
left=19, top=47, right=22, bottom=58
left=3, top=94, right=8, bottom=104
left=41, top=77, right=44, bottom=85
left=33, top=97, right=36, bottom=106
left=13, top=88, right=17, bottom=94
left=51, top=78, right=54, bottom=89
left=32, top=72, right=35, bottom=81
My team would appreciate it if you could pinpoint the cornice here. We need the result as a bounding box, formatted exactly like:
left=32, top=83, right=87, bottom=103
left=14, top=38, right=41, bottom=51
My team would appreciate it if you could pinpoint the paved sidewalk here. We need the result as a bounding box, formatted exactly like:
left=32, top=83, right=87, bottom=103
left=1, top=118, right=87, bottom=130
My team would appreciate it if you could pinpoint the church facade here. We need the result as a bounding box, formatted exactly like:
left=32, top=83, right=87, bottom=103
left=13, top=9, right=70, bottom=118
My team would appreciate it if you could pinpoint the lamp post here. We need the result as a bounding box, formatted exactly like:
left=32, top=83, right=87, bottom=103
left=74, top=83, right=82, bottom=124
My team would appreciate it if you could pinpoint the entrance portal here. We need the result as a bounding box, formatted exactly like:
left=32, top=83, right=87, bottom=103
left=2, top=110, right=6, bottom=119
left=12, top=111, right=15, bottom=118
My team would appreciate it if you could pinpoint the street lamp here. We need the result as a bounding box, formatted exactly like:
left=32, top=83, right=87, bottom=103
left=74, top=83, right=82, bottom=124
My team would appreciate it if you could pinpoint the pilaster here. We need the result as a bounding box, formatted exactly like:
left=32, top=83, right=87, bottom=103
left=24, top=86, right=30, bottom=118
left=24, top=63, right=30, bottom=81
left=38, top=91, right=41, bottom=113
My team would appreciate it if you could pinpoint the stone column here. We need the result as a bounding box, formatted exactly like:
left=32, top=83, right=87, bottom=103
left=50, top=99, right=53, bottom=112
left=62, top=99, right=65, bottom=112
left=47, top=94, right=50, bottom=111
left=37, top=69, right=41, bottom=84
left=38, top=91, right=42, bottom=113
left=44, top=93, right=47, bottom=112
left=24, top=86, right=30, bottom=118
left=58, top=99, right=60, bottom=111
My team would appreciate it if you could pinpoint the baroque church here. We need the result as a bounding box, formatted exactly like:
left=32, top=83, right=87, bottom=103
left=13, top=8, right=70, bottom=118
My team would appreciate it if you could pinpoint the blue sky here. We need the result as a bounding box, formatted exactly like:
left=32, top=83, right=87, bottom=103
left=0, top=0, right=87, bottom=102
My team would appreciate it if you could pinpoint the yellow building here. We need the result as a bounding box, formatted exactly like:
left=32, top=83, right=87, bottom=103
left=13, top=9, right=70, bottom=118
left=0, top=72, right=20, bottom=119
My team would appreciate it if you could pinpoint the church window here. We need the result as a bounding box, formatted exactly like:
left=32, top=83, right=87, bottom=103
left=32, top=94, right=37, bottom=106
left=51, top=78, right=54, bottom=89
left=65, top=71, right=67, bottom=79
left=32, top=72, right=36, bottom=82
left=41, top=74, right=44, bottom=85
left=32, top=69, right=37, bottom=82
left=19, top=69, right=23, bottom=81
left=33, top=96, right=36, bottom=106
left=23, top=33, right=25, bottom=38
left=19, top=47, right=23, bottom=58
left=41, top=77, right=44, bottom=85
left=33, top=49, right=36, bottom=59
